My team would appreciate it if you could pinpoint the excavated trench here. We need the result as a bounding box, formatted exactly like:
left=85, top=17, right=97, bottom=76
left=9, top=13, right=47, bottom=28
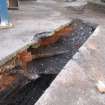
left=0, top=20, right=96, bottom=105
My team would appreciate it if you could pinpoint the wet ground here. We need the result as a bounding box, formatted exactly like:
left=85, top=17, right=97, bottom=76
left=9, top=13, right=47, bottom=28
left=0, top=20, right=96, bottom=105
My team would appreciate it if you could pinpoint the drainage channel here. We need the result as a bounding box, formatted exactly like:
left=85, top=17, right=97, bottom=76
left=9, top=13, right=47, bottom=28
left=0, top=20, right=96, bottom=105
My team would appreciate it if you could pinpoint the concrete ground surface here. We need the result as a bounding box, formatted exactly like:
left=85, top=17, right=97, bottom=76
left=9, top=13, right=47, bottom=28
left=34, top=0, right=105, bottom=105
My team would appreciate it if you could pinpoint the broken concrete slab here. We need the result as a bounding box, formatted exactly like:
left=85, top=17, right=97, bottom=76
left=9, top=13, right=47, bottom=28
left=0, top=1, right=72, bottom=67
left=35, top=25, right=105, bottom=105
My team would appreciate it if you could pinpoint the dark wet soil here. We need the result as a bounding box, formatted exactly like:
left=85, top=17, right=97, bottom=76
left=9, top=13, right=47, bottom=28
left=0, top=20, right=96, bottom=105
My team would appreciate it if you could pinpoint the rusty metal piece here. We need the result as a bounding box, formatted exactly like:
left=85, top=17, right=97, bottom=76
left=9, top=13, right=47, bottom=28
left=39, top=26, right=73, bottom=46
